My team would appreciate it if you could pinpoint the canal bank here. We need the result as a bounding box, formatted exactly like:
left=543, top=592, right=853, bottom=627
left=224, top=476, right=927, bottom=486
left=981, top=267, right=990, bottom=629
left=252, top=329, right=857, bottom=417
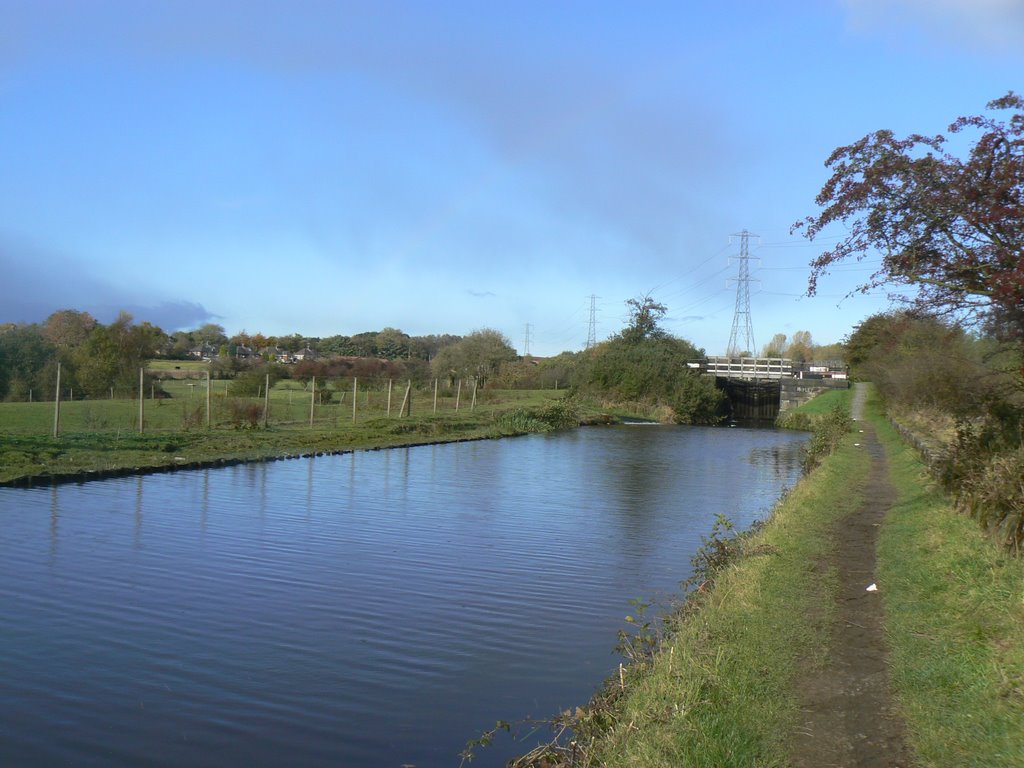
left=506, top=384, right=1024, bottom=767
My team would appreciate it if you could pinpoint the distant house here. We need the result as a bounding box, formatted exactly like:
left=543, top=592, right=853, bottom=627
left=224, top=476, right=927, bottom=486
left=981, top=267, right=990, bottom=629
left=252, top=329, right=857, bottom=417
left=260, top=346, right=293, bottom=363
left=293, top=347, right=318, bottom=362
left=189, top=344, right=219, bottom=361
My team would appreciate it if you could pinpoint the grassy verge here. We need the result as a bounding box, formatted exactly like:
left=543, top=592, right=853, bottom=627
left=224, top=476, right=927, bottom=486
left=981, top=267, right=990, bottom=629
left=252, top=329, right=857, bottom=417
left=873, top=396, right=1024, bottom=767
left=775, top=386, right=853, bottom=431
left=0, top=389, right=607, bottom=485
left=568, top=396, right=868, bottom=765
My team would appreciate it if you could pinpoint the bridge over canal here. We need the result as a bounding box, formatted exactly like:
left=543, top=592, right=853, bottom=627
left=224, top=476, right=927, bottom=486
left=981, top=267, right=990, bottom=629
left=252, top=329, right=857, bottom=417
left=688, top=357, right=849, bottom=423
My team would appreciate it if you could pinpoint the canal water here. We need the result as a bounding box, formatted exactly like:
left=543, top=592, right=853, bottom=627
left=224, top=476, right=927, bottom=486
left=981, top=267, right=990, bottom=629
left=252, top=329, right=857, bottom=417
left=0, top=424, right=807, bottom=767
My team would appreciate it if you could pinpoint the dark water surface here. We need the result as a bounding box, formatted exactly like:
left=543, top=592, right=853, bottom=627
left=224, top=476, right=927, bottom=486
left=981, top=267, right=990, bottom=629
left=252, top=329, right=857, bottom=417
left=0, top=425, right=806, bottom=767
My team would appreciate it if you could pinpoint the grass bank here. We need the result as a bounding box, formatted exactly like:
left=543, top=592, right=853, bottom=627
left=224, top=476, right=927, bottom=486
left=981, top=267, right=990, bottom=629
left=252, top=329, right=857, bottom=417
left=0, top=388, right=609, bottom=486
left=535, top=385, right=1024, bottom=767
left=874, top=398, right=1024, bottom=767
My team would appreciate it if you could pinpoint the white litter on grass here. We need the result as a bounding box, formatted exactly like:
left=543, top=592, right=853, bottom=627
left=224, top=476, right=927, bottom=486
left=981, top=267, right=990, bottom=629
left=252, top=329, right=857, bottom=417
left=854, top=443, right=862, bottom=447
left=866, top=583, right=878, bottom=592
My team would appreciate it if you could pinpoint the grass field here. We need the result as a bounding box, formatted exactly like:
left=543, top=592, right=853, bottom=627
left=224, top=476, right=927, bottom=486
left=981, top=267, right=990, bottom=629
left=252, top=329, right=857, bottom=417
left=0, top=381, right=575, bottom=485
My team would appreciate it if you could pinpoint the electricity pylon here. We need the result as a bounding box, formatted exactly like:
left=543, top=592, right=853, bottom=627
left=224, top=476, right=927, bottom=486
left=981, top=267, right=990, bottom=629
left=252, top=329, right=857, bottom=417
left=726, top=229, right=759, bottom=357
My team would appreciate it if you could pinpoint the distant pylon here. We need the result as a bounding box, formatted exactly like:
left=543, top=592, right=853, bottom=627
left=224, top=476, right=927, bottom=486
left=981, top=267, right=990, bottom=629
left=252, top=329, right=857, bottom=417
left=586, top=294, right=598, bottom=349
left=523, top=323, right=533, bottom=357
left=726, top=229, right=759, bottom=356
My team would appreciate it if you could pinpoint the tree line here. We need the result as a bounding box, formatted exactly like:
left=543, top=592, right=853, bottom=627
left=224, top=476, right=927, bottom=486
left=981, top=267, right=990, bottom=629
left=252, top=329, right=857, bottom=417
left=0, top=310, right=513, bottom=402
left=1, top=299, right=738, bottom=424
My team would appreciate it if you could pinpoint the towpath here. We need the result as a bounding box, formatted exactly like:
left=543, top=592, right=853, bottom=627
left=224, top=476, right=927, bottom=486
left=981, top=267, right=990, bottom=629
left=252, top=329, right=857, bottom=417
left=790, top=383, right=912, bottom=767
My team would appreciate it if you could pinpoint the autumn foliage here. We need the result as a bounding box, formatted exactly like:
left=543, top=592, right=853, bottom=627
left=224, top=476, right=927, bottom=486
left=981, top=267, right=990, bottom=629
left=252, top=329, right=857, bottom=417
left=795, top=93, right=1024, bottom=339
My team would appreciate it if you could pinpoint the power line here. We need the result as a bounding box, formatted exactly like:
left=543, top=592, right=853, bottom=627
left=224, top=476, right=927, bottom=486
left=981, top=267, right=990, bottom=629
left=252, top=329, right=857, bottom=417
left=585, top=294, right=599, bottom=349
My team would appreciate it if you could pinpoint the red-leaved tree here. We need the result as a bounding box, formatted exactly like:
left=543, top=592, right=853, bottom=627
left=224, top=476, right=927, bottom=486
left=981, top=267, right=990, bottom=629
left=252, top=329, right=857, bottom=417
left=794, top=93, right=1024, bottom=340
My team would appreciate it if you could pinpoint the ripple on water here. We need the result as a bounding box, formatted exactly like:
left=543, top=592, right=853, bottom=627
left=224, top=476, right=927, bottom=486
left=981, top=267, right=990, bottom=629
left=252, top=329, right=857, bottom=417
left=0, top=425, right=807, bottom=768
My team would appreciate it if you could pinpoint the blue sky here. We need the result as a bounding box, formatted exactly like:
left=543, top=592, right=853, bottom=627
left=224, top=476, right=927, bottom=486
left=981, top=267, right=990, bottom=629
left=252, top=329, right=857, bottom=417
left=1, top=0, right=1022, bottom=356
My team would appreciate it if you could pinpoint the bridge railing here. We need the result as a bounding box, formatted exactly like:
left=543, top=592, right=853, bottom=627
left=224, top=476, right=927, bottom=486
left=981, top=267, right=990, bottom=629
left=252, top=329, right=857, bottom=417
left=701, top=357, right=793, bottom=379
left=688, top=357, right=848, bottom=381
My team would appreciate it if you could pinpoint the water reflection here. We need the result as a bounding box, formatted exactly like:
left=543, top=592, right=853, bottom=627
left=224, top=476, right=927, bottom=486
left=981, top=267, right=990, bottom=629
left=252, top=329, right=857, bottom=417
left=134, top=475, right=143, bottom=550
left=201, top=469, right=209, bottom=534
left=747, top=442, right=805, bottom=482
left=0, top=425, right=807, bottom=768
left=49, top=485, right=59, bottom=564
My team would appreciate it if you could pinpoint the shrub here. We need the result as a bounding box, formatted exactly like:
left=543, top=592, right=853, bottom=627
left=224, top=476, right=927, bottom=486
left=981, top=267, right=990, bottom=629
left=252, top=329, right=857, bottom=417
left=958, top=449, right=1024, bottom=552
left=802, top=404, right=852, bottom=473
left=935, top=405, right=1024, bottom=551
left=226, top=399, right=263, bottom=429
left=494, top=408, right=545, bottom=434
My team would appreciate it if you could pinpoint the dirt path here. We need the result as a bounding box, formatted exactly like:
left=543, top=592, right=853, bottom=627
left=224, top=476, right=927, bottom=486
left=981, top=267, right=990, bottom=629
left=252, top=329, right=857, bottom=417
left=790, top=383, right=912, bottom=767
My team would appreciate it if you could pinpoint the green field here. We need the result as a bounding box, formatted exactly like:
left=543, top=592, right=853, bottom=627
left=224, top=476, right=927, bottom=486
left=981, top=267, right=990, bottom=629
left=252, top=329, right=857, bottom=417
left=0, top=379, right=577, bottom=485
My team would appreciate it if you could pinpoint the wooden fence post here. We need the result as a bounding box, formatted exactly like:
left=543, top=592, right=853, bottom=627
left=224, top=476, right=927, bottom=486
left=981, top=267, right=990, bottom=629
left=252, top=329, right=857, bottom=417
left=399, top=380, right=411, bottom=417
left=138, top=368, right=145, bottom=434
left=352, top=377, right=358, bottom=423
left=310, top=376, right=316, bottom=427
left=206, top=370, right=211, bottom=429
left=471, top=378, right=478, bottom=410
left=263, top=373, right=270, bottom=428
left=433, top=378, right=438, bottom=414
left=455, top=379, right=462, bottom=411
left=52, top=362, right=61, bottom=438
left=387, top=379, right=393, bottom=417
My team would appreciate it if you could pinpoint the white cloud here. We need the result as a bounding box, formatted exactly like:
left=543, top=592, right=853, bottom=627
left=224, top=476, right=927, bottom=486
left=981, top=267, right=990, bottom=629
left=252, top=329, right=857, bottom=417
left=842, top=0, right=1024, bottom=53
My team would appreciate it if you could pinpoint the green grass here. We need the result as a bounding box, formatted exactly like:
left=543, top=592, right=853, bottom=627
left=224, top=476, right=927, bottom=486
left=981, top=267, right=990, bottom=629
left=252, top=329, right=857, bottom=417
left=0, top=387, right=586, bottom=484
left=873, top=395, right=1024, bottom=767
left=793, top=386, right=853, bottom=415
left=584, top=409, right=868, bottom=765
left=147, top=359, right=210, bottom=373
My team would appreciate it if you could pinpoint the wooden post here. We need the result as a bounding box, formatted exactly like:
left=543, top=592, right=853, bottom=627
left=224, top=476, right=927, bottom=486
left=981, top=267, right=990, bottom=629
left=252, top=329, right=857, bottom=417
left=455, top=379, right=462, bottom=411
left=111, top=387, right=114, bottom=400
left=206, top=370, right=211, bottom=428
left=432, top=378, right=438, bottom=414
left=151, top=381, right=155, bottom=400
left=387, top=379, right=393, bottom=417
left=310, top=376, right=316, bottom=427
left=471, top=378, right=478, bottom=410
left=399, top=380, right=411, bottom=417
left=262, top=373, right=270, bottom=427
left=138, top=368, right=145, bottom=434
left=352, top=377, right=358, bottom=422
left=52, top=362, right=61, bottom=438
